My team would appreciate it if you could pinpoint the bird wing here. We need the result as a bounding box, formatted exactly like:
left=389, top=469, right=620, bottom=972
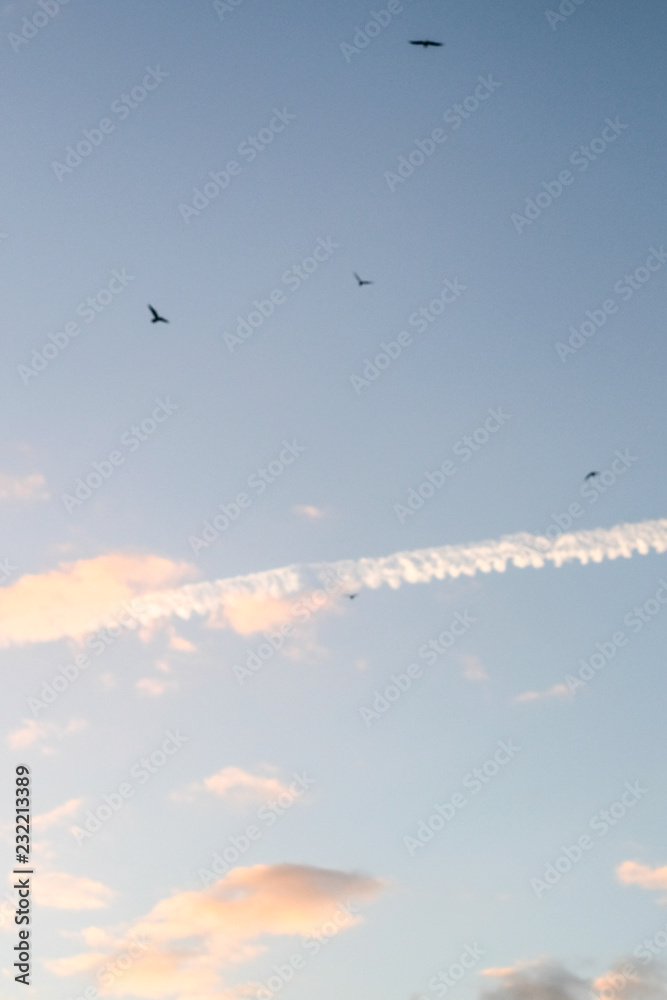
left=353, top=272, right=362, bottom=283
left=148, top=305, right=159, bottom=320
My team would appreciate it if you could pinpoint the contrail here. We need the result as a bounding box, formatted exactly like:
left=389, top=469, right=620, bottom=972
left=136, top=517, right=667, bottom=626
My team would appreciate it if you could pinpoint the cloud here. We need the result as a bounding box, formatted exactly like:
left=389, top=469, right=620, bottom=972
left=480, top=959, right=594, bottom=1000
left=593, top=963, right=667, bottom=1000
left=136, top=677, right=177, bottom=697
left=5, top=517, right=665, bottom=648
left=7, top=717, right=87, bottom=750
left=293, top=505, right=326, bottom=520
left=0, top=472, right=49, bottom=502
left=513, top=683, right=570, bottom=704
left=33, top=871, right=115, bottom=910
left=177, top=766, right=294, bottom=805
left=168, top=630, right=197, bottom=652
left=52, top=862, right=384, bottom=999
left=33, top=797, right=83, bottom=832
left=461, top=654, right=489, bottom=682
left=0, top=553, right=194, bottom=647
left=213, top=594, right=295, bottom=635
left=481, top=959, right=667, bottom=1000
left=87, top=517, right=667, bottom=636
left=616, top=861, right=667, bottom=900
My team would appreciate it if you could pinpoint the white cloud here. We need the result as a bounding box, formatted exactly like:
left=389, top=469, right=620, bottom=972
left=176, top=766, right=295, bottom=804
left=33, top=871, right=115, bottom=910
left=7, top=717, right=87, bottom=751
left=513, top=684, right=569, bottom=704
left=33, top=798, right=82, bottom=832
left=0, top=472, right=49, bottom=502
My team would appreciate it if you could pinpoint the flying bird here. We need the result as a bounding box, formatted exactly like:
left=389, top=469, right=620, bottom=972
left=148, top=305, right=169, bottom=324
left=354, top=273, right=373, bottom=286
left=346, top=593, right=358, bottom=600
left=584, top=471, right=600, bottom=481
left=409, top=40, right=443, bottom=48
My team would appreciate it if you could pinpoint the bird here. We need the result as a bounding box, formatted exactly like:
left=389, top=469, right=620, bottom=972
left=353, top=273, right=373, bottom=286
left=584, top=471, right=600, bottom=481
left=409, top=40, right=443, bottom=47
left=346, top=593, right=358, bottom=600
left=148, top=305, right=169, bottom=324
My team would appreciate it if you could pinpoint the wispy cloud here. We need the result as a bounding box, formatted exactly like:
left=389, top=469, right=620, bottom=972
left=293, top=504, right=326, bottom=519
left=617, top=860, right=667, bottom=901
left=481, top=957, right=667, bottom=1000
left=135, top=677, right=178, bottom=697
left=0, top=472, right=49, bottom=502
left=33, top=871, right=115, bottom=910
left=3, top=518, right=666, bottom=646
left=50, top=863, right=383, bottom=999
left=176, top=766, right=295, bottom=804
left=461, top=654, right=489, bottom=682
left=513, top=683, right=570, bottom=704
left=0, top=553, right=194, bottom=647
left=119, top=517, right=667, bottom=634
left=7, top=717, right=87, bottom=751
left=33, top=798, right=83, bottom=832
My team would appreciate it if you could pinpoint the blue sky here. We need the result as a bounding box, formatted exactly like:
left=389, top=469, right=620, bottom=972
left=2, top=1, right=667, bottom=999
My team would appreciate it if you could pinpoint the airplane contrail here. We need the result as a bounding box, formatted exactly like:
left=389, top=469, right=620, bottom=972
left=136, top=517, right=667, bottom=626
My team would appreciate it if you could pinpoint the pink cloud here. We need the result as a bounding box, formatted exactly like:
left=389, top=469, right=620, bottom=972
left=0, top=553, right=194, bottom=647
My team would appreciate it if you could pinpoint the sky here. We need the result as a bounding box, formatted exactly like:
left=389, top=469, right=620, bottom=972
left=2, top=0, right=667, bottom=998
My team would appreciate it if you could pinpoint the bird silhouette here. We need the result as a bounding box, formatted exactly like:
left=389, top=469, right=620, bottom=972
left=148, top=305, right=169, bottom=324
left=346, top=593, right=358, bottom=600
left=354, top=273, right=373, bottom=286
left=409, top=40, right=443, bottom=47
left=584, top=471, right=600, bottom=481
